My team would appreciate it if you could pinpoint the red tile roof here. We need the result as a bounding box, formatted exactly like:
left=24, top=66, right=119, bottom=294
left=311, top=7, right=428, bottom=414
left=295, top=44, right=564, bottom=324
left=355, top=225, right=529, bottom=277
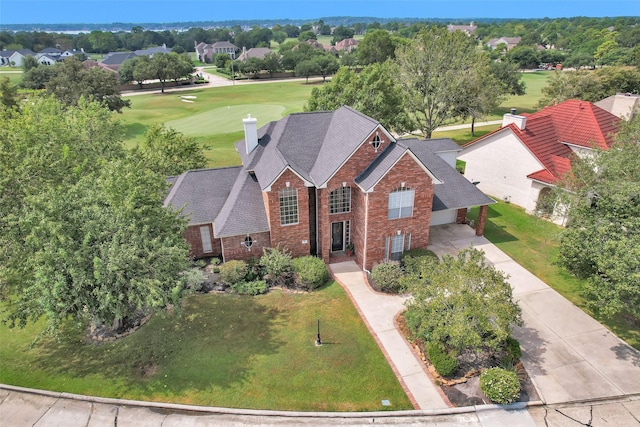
left=465, top=99, right=621, bottom=184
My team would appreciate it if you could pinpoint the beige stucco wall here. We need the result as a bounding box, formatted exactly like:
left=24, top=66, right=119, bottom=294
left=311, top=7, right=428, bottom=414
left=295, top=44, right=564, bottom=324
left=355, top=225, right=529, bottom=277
left=459, top=131, right=546, bottom=213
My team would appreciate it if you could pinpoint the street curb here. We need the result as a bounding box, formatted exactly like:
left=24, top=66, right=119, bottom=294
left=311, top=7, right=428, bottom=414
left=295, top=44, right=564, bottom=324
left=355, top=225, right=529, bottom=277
left=0, top=383, right=543, bottom=419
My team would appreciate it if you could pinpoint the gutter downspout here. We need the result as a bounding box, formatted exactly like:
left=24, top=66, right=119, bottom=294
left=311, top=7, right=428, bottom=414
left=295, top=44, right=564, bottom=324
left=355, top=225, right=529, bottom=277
left=363, top=192, right=369, bottom=271
left=315, top=188, right=319, bottom=256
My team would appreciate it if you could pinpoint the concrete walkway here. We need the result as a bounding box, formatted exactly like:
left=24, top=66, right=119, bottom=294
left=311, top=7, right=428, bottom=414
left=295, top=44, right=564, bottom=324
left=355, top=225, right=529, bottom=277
left=329, top=262, right=449, bottom=410
left=428, top=224, right=640, bottom=405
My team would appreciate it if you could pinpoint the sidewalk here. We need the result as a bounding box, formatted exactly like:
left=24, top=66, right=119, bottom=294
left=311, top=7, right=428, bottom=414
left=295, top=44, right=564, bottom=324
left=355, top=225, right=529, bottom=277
left=329, top=262, right=449, bottom=410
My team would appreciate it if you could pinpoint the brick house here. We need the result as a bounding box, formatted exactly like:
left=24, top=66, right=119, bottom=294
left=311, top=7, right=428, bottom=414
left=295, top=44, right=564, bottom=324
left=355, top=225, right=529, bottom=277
left=165, top=107, right=494, bottom=270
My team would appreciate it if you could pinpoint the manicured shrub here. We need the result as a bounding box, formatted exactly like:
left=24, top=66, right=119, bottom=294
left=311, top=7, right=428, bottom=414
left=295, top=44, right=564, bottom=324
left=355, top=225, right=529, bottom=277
left=181, top=268, right=205, bottom=292
left=260, top=246, right=294, bottom=287
left=501, top=336, right=522, bottom=366
left=480, top=367, right=521, bottom=404
left=370, top=261, right=404, bottom=293
left=218, top=260, right=248, bottom=285
left=292, top=256, right=329, bottom=290
left=231, top=280, right=269, bottom=296
left=402, top=251, right=439, bottom=276
left=426, top=342, right=459, bottom=378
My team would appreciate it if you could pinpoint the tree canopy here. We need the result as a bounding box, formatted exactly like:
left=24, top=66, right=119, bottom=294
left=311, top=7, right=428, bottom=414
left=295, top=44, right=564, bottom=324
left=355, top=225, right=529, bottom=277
left=555, top=116, right=640, bottom=320
left=403, top=248, right=522, bottom=352
left=0, top=96, right=193, bottom=334
left=393, top=27, right=497, bottom=138
left=132, top=124, right=208, bottom=176
left=305, top=63, right=414, bottom=134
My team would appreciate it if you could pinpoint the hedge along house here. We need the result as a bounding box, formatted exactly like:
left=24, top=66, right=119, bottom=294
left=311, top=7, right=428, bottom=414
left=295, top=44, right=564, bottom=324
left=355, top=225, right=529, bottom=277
left=165, top=107, right=494, bottom=271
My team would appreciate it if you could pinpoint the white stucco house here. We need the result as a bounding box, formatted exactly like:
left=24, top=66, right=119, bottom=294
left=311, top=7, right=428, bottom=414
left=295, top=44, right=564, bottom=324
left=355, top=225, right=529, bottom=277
left=458, top=100, right=621, bottom=224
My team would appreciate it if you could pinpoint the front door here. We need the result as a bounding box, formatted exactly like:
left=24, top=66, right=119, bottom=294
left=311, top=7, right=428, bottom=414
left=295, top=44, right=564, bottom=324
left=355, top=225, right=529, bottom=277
left=331, top=222, right=344, bottom=252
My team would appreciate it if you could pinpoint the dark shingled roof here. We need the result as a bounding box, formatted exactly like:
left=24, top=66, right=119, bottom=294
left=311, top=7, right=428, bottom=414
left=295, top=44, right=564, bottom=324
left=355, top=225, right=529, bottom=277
left=213, top=171, right=270, bottom=237
left=403, top=139, right=495, bottom=211
left=164, top=167, right=241, bottom=225
left=236, top=106, right=381, bottom=190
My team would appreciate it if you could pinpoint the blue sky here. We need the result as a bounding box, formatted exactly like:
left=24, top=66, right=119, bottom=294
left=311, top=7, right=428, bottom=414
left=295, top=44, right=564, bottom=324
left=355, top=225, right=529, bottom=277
left=1, top=0, right=638, bottom=25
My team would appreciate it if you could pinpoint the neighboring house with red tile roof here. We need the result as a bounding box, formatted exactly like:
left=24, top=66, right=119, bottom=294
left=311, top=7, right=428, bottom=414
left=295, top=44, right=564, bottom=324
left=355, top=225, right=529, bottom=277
left=165, top=107, right=494, bottom=270
left=458, top=100, right=621, bottom=224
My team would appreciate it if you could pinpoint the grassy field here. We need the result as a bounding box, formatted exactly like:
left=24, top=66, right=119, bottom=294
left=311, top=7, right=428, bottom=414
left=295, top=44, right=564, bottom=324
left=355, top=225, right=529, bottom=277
left=120, top=82, right=316, bottom=167
left=0, top=70, right=23, bottom=85
left=468, top=201, right=640, bottom=350
left=0, top=282, right=412, bottom=411
left=119, top=72, right=548, bottom=167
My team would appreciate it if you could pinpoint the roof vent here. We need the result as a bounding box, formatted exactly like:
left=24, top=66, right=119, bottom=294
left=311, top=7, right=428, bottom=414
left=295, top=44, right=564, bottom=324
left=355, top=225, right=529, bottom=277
left=510, top=108, right=517, bottom=115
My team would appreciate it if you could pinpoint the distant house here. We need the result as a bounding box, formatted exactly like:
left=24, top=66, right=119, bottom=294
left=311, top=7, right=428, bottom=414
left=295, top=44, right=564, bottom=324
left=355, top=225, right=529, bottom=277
left=37, top=47, right=62, bottom=58
left=134, top=44, right=171, bottom=57
left=596, top=93, right=640, bottom=120
left=194, top=41, right=238, bottom=62
left=486, top=36, right=522, bottom=51
left=0, top=50, right=14, bottom=66
left=458, top=100, right=621, bottom=224
left=164, top=107, right=493, bottom=269
left=37, top=54, right=59, bottom=66
left=8, top=49, right=35, bottom=67
left=335, top=38, right=359, bottom=53
left=237, top=47, right=273, bottom=62
left=447, top=22, right=477, bottom=36
left=99, top=52, right=138, bottom=72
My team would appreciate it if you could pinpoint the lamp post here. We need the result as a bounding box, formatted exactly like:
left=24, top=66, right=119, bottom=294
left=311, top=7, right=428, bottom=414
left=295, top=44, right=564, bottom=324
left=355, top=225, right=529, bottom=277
left=315, top=318, right=322, bottom=346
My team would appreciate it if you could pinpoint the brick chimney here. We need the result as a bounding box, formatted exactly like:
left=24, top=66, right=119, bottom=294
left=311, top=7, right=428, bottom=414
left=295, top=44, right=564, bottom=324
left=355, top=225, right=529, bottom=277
left=502, top=108, right=526, bottom=130
left=243, top=114, right=258, bottom=154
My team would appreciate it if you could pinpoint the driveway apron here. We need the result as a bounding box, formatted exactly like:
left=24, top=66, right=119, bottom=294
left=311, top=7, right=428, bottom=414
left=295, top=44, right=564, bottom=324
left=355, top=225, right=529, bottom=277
left=428, top=224, right=640, bottom=405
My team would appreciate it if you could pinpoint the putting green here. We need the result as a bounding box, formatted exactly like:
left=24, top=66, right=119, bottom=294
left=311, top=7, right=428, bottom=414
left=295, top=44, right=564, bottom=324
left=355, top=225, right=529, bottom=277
left=165, top=104, right=286, bottom=136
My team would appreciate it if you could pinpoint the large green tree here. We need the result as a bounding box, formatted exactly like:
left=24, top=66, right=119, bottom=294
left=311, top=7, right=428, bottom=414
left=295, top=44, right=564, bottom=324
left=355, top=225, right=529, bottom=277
left=305, top=63, right=414, bottom=134
left=393, top=28, right=492, bottom=138
left=0, top=96, right=191, bottom=334
left=556, top=116, right=640, bottom=319
left=539, top=67, right=640, bottom=106
left=46, top=57, right=131, bottom=112
left=132, top=124, right=208, bottom=176
left=403, top=248, right=522, bottom=352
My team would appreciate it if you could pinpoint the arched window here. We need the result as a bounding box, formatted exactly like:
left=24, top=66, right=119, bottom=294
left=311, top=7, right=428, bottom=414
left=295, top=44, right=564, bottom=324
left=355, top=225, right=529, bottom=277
left=242, top=235, right=254, bottom=250
left=279, top=187, right=298, bottom=225
left=388, top=187, right=414, bottom=219
left=370, top=134, right=382, bottom=151
left=329, top=186, right=351, bottom=214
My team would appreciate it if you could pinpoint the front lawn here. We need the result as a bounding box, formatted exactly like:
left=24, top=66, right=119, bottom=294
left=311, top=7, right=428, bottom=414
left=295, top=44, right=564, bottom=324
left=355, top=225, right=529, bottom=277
left=468, top=201, right=640, bottom=350
left=0, top=282, right=412, bottom=411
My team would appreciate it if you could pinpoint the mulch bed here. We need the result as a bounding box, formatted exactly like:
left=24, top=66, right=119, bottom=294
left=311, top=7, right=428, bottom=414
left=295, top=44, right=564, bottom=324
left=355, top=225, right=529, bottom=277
left=396, top=315, right=540, bottom=407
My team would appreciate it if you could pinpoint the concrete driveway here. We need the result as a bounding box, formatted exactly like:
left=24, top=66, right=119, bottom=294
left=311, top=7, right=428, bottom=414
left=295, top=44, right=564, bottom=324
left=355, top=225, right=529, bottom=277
left=428, top=224, right=640, bottom=405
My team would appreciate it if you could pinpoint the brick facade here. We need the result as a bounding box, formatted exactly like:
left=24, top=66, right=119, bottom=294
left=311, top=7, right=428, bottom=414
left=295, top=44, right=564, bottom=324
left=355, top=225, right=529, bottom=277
left=361, top=153, right=434, bottom=271
left=264, top=169, right=311, bottom=258
left=184, top=223, right=220, bottom=259
left=220, top=231, right=270, bottom=262
left=456, top=208, right=468, bottom=224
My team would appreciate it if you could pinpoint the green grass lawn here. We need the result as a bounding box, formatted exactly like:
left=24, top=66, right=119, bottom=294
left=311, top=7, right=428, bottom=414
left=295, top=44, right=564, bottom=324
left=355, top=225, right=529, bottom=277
left=0, top=70, right=23, bottom=85
left=468, top=201, right=640, bottom=350
left=497, top=71, right=550, bottom=114
left=120, top=82, right=315, bottom=167
left=432, top=124, right=501, bottom=145
left=0, top=282, right=412, bottom=411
